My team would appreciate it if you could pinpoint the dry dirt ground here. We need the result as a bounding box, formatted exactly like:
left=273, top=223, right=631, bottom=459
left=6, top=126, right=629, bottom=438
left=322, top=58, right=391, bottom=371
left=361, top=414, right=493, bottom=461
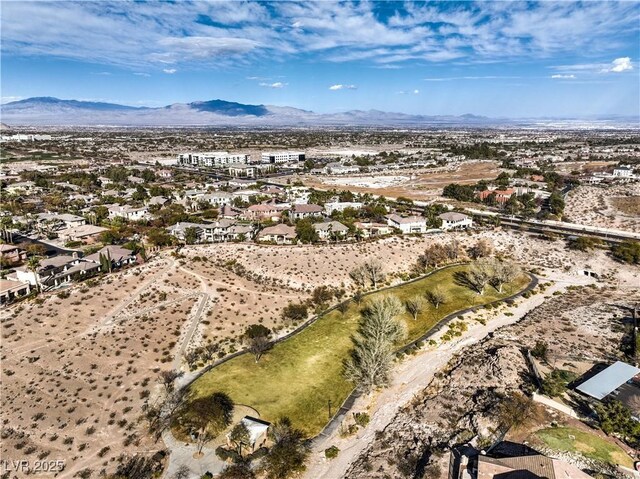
left=343, top=286, right=640, bottom=479
left=293, top=160, right=501, bottom=201
left=1, top=228, right=636, bottom=478
left=565, top=183, right=640, bottom=233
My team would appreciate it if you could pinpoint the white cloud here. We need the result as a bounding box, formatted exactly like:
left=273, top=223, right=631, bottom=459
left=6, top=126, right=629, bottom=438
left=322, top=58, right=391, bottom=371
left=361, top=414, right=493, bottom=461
left=424, top=76, right=521, bottom=81
left=163, top=68, right=177, bottom=74
left=1, top=96, right=23, bottom=104
left=0, top=1, right=638, bottom=69
left=551, top=74, right=576, bottom=79
left=259, top=82, right=286, bottom=88
left=413, top=89, right=420, bottom=94
left=133, top=72, right=150, bottom=77
left=329, top=84, right=357, bottom=90
left=605, top=57, right=633, bottom=73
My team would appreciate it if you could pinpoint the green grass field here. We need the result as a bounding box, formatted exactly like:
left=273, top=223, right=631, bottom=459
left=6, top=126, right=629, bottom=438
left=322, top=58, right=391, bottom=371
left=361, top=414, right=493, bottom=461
left=190, top=265, right=530, bottom=436
left=536, top=426, right=634, bottom=468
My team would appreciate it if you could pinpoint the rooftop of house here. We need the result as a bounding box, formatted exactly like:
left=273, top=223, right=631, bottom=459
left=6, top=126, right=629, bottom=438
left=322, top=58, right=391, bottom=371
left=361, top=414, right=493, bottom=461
left=292, top=203, right=323, bottom=213
left=314, top=221, right=349, bottom=232
left=258, top=224, right=296, bottom=236
left=386, top=214, right=426, bottom=224
left=439, top=212, right=470, bottom=221
left=85, top=245, right=135, bottom=263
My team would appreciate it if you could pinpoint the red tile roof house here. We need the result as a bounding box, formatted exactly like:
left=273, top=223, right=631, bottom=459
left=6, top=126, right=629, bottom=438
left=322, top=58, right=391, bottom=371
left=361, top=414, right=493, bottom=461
left=290, top=204, right=324, bottom=220
left=477, top=188, right=516, bottom=204
left=256, top=224, right=297, bottom=245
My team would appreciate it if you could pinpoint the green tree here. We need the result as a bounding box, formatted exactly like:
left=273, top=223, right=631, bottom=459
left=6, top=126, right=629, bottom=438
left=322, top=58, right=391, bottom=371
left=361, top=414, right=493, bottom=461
left=611, top=241, right=640, bottom=264
left=184, top=227, right=199, bottom=245
left=26, top=255, right=42, bottom=293
left=295, top=219, right=318, bottom=244
left=262, top=417, right=309, bottom=479
left=228, top=422, right=251, bottom=456
left=180, top=392, right=235, bottom=456
left=549, top=192, right=565, bottom=216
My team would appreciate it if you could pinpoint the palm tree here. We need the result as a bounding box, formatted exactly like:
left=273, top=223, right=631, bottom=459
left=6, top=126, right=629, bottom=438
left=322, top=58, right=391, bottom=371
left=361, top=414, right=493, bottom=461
left=26, top=255, right=42, bottom=293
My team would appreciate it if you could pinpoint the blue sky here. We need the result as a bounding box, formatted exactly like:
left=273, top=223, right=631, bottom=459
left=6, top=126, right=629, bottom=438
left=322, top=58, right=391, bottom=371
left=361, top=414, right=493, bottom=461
left=1, top=1, right=639, bottom=118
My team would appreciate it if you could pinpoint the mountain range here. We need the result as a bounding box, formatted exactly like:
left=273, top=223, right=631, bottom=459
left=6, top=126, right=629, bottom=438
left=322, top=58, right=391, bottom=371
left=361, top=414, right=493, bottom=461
left=1, top=97, right=637, bottom=128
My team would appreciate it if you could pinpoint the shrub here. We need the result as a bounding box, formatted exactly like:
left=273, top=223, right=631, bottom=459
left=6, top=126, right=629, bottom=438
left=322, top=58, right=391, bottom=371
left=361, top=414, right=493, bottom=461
left=325, top=445, right=340, bottom=459
left=353, top=412, right=370, bottom=427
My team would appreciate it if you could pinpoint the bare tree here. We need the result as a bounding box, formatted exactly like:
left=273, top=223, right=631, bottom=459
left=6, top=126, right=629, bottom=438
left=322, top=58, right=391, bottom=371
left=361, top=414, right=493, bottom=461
left=143, top=388, right=187, bottom=441
left=468, top=239, right=494, bottom=259
left=490, top=259, right=521, bottom=293
left=465, top=259, right=493, bottom=295
left=349, top=265, right=368, bottom=288
left=363, top=260, right=385, bottom=288
left=359, top=296, right=406, bottom=344
left=416, top=244, right=448, bottom=271
left=172, top=465, right=190, bottom=479
left=426, top=285, right=448, bottom=309
left=444, top=239, right=463, bottom=261
left=159, top=370, right=184, bottom=394
left=404, top=296, right=425, bottom=321
left=244, top=324, right=272, bottom=362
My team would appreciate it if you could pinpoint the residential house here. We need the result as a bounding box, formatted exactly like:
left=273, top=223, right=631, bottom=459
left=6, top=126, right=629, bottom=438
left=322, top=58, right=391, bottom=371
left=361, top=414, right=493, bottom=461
left=4, top=181, right=42, bottom=195
left=245, top=204, right=284, bottom=221
left=107, top=204, right=150, bottom=221
left=200, top=219, right=254, bottom=242
left=450, top=442, right=594, bottom=479
left=477, top=188, right=516, bottom=204
left=86, top=245, right=136, bottom=269
left=12, top=255, right=100, bottom=289
left=324, top=201, right=363, bottom=215
left=220, top=204, right=244, bottom=219
left=439, top=212, right=473, bottom=231
left=199, top=192, right=233, bottom=207
left=256, top=224, right=296, bottom=244
left=56, top=224, right=108, bottom=243
left=613, top=166, right=633, bottom=178
left=146, top=196, right=170, bottom=207
left=157, top=169, right=173, bottom=179
left=167, top=222, right=205, bottom=242
left=0, top=244, right=27, bottom=265
left=232, top=189, right=262, bottom=203
left=386, top=214, right=427, bottom=234
left=353, top=222, right=392, bottom=238
left=290, top=204, right=324, bottom=220
left=314, top=221, right=349, bottom=240
left=127, top=175, right=145, bottom=184
left=37, top=213, right=87, bottom=229
left=0, top=279, right=31, bottom=304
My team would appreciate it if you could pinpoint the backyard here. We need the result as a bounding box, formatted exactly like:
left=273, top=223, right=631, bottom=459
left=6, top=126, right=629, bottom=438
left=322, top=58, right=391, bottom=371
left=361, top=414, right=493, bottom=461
left=536, top=426, right=634, bottom=468
left=188, top=264, right=531, bottom=436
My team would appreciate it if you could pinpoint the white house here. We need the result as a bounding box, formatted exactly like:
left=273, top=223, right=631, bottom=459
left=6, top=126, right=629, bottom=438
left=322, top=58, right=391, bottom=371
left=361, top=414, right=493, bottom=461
left=439, top=212, right=473, bottom=231
left=386, top=214, right=427, bottom=234
left=613, top=166, right=634, bottom=178
left=107, top=205, right=149, bottom=221
left=314, top=221, right=349, bottom=240
left=290, top=204, right=324, bottom=220
left=324, top=201, right=363, bottom=215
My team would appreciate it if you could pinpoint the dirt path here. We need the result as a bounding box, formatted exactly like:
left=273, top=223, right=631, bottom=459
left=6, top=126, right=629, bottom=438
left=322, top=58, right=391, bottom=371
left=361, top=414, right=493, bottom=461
left=303, top=273, right=594, bottom=479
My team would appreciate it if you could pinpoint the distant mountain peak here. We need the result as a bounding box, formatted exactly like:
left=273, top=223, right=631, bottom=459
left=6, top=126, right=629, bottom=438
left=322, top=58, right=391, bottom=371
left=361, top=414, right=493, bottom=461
left=187, top=99, right=269, bottom=117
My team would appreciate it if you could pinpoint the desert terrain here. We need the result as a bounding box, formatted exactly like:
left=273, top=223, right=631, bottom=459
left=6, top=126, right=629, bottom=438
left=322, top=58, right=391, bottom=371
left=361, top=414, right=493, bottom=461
left=1, top=227, right=638, bottom=478
left=294, top=160, right=501, bottom=201
left=565, top=183, right=640, bottom=233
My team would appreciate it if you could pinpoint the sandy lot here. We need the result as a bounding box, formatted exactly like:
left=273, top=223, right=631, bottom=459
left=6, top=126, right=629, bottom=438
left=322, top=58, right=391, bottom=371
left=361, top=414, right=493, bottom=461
left=565, top=183, right=640, bottom=233
left=296, top=160, right=501, bottom=201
